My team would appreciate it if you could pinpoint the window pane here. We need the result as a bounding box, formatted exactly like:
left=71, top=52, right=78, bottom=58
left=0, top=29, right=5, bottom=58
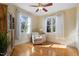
left=20, top=16, right=28, bottom=32
left=47, top=18, right=51, bottom=25
left=52, top=18, right=56, bottom=32
left=47, top=25, right=51, bottom=32
left=46, top=17, right=56, bottom=32
left=52, top=18, right=55, bottom=25
left=52, top=25, right=55, bottom=32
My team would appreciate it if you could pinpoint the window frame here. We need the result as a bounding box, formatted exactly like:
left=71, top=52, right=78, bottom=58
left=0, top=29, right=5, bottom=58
left=45, top=16, right=56, bottom=33
left=20, top=14, right=31, bottom=34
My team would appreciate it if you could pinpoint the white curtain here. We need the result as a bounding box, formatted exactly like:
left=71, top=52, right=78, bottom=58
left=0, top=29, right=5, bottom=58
left=56, top=13, right=64, bottom=38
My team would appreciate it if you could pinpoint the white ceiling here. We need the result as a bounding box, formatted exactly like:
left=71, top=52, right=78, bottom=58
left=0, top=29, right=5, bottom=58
left=13, top=3, right=78, bottom=16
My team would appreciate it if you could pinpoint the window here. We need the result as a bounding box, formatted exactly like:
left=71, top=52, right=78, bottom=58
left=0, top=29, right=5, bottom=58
left=46, top=16, right=56, bottom=32
left=45, top=13, right=64, bottom=39
left=20, top=15, right=31, bottom=33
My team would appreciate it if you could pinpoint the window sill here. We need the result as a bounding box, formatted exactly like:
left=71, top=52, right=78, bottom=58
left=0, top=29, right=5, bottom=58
left=46, top=32, right=57, bottom=35
left=46, top=32, right=56, bottom=33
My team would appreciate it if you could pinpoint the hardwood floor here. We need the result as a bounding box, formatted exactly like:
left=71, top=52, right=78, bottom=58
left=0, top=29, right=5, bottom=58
left=11, top=42, right=78, bottom=56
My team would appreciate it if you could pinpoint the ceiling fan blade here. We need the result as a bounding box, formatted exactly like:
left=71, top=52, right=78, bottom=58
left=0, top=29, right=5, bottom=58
left=36, top=9, right=39, bottom=12
left=44, top=3, right=53, bottom=7
left=30, top=5, right=38, bottom=7
left=43, top=8, right=48, bottom=12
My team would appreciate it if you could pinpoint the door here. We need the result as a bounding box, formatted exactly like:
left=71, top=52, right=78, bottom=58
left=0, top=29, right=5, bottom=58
left=0, top=4, right=7, bottom=32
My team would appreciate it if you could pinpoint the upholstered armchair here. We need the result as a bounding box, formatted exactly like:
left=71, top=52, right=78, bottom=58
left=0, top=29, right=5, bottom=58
left=32, top=32, right=46, bottom=44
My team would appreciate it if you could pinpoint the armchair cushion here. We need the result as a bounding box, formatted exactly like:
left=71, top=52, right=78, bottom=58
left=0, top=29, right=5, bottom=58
left=32, top=32, right=46, bottom=44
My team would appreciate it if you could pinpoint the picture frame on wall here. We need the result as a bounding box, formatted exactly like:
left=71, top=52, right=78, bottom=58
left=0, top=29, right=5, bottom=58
left=10, top=14, right=12, bottom=29
left=12, top=17, right=15, bottom=29
left=7, top=12, right=15, bottom=31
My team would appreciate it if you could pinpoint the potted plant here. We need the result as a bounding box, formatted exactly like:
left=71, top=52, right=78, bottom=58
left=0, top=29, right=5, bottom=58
left=0, top=32, right=9, bottom=56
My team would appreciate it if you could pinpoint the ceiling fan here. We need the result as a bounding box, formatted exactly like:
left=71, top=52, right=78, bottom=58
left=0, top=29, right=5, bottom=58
left=30, top=3, right=53, bottom=12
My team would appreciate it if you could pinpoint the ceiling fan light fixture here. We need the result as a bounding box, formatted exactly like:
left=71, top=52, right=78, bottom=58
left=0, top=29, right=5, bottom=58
left=30, top=3, right=53, bottom=12
left=38, top=7, right=43, bottom=10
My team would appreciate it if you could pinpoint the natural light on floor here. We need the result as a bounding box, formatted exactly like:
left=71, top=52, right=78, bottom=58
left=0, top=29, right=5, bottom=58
left=51, top=44, right=67, bottom=48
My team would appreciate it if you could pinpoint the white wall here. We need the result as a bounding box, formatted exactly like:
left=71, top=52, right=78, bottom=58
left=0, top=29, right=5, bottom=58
left=16, top=10, right=32, bottom=45
left=38, top=7, right=77, bottom=47
left=76, top=6, right=79, bottom=50
left=7, top=4, right=17, bottom=47
left=7, top=4, right=77, bottom=47
left=15, top=6, right=40, bottom=45
left=64, top=8, right=76, bottom=47
left=42, top=13, right=64, bottom=43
